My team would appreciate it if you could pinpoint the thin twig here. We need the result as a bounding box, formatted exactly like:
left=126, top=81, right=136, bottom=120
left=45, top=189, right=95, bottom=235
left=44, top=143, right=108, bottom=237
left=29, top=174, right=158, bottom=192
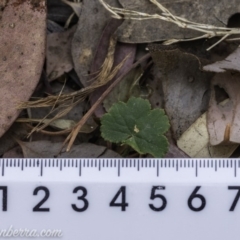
left=63, top=53, right=151, bottom=152
left=206, top=34, right=230, bottom=51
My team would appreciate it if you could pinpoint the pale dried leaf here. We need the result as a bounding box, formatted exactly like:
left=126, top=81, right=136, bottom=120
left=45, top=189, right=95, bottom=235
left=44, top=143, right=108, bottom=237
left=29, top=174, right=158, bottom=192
left=48, top=119, right=75, bottom=130
left=207, top=72, right=240, bottom=145
left=203, top=47, right=240, bottom=73
left=177, top=113, right=238, bottom=158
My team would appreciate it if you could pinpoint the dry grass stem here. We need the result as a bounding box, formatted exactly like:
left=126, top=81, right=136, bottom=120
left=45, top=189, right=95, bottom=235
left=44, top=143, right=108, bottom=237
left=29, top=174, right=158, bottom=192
left=100, top=0, right=240, bottom=50
left=18, top=39, right=129, bottom=136
left=94, top=37, right=116, bottom=83
left=19, top=37, right=123, bottom=110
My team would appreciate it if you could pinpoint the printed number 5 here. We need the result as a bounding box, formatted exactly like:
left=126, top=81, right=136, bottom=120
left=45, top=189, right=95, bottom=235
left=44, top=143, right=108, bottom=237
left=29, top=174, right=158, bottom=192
left=149, top=186, right=167, bottom=211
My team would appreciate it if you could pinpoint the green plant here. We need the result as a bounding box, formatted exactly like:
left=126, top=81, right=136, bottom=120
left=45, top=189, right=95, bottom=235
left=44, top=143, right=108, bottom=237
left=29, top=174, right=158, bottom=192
left=100, top=97, right=170, bottom=157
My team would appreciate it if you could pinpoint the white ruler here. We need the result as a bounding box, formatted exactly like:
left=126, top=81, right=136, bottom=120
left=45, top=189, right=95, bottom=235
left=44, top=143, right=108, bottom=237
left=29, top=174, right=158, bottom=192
left=0, top=158, right=240, bottom=240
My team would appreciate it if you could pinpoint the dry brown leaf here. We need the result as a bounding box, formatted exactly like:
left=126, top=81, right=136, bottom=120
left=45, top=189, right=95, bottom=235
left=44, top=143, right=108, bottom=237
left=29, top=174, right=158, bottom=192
left=103, top=66, right=142, bottom=111
left=207, top=72, right=240, bottom=145
left=17, top=140, right=121, bottom=158
left=0, top=0, right=46, bottom=137
left=2, top=146, right=23, bottom=158
left=116, top=0, right=240, bottom=43
left=71, top=0, right=121, bottom=86
left=0, top=123, right=28, bottom=156
left=47, top=25, right=76, bottom=81
left=149, top=44, right=212, bottom=140
left=147, top=64, right=164, bottom=109
left=164, top=133, right=190, bottom=158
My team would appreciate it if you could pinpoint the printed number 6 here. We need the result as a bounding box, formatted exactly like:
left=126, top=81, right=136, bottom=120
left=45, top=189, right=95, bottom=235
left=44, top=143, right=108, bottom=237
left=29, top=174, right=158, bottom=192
left=188, top=186, right=206, bottom=212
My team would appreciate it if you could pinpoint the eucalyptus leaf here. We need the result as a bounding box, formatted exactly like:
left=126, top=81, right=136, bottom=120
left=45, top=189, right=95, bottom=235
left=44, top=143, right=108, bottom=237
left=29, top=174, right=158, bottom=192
left=101, top=97, right=170, bottom=157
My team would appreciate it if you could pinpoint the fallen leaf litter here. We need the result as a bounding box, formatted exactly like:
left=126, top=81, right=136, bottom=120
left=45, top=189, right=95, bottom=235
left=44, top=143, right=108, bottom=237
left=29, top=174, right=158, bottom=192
left=1, top=0, right=240, bottom=158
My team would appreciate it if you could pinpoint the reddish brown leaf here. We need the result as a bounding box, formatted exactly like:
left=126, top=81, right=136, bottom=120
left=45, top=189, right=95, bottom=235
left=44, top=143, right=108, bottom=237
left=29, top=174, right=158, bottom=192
left=0, top=0, right=46, bottom=137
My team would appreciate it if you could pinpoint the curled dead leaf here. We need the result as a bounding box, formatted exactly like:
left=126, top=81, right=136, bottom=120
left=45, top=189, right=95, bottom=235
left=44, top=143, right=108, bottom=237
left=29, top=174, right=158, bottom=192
left=207, top=72, right=240, bottom=145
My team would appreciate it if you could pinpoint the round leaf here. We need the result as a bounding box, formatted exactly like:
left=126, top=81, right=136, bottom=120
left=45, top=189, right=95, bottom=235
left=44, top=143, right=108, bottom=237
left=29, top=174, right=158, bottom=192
left=101, top=97, right=170, bottom=157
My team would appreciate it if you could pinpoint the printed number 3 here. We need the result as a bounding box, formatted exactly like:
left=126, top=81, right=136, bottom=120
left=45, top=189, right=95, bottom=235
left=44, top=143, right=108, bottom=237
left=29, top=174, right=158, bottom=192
left=72, top=186, right=89, bottom=212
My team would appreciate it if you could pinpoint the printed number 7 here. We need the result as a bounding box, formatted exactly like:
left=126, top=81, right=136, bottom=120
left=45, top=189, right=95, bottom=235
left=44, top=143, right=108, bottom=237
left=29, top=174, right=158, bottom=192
left=228, top=186, right=240, bottom=211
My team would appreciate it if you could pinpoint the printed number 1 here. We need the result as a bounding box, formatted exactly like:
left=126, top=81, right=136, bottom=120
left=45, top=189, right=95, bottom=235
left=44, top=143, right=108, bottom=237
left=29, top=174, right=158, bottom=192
left=0, top=186, right=7, bottom=211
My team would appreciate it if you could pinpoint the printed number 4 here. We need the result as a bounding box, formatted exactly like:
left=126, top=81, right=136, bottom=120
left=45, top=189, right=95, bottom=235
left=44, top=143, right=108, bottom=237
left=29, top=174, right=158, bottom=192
left=110, top=186, right=129, bottom=211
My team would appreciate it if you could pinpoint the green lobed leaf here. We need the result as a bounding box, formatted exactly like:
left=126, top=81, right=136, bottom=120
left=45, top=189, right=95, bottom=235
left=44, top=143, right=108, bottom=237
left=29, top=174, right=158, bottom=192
left=100, top=97, right=170, bottom=157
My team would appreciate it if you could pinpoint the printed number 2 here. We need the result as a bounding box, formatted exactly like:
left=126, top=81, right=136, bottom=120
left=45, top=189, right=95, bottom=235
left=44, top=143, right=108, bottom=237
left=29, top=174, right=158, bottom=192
left=110, top=186, right=129, bottom=211
left=33, top=186, right=50, bottom=212
left=0, top=186, right=7, bottom=211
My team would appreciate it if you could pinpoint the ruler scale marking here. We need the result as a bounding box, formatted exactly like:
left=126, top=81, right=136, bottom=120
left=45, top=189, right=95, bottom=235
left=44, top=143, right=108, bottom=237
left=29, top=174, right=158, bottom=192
left=195, top=160, right=198, bottom=177
left=2, top=160, right=4, bottom=176
left=0, top=159, right=240, bottom=240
